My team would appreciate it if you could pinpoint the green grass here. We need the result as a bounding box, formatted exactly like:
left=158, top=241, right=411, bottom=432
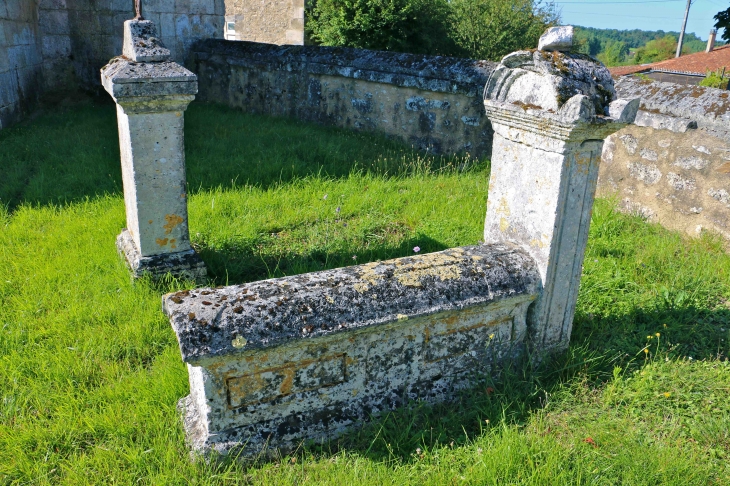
left=1, top=99, right=729, bottom=485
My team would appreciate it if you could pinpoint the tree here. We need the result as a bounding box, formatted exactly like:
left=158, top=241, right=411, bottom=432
left=634, top=35, right=682, bottom=64
left=715, top=7, right=730, bottom=43
left=597, top=40, right=628, bottom=66
left=574, top=29, right=602, bottom=57
left=448, top=0, right=560, bottom=61
left=305, top=0, right=455, bottom=55
left=306, top=0, right=560, bottom=61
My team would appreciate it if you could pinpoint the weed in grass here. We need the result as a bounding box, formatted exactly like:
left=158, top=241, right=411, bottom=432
left=1, top=101, right=729, bottom=484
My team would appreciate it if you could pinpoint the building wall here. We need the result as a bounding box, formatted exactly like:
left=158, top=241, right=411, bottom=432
left=225, top=0, right=304, bottom=45
left=0, top=0, right=75, bottom=130
left=1, top=0, right=224, bottom=130
left=192, top=40, right=495, bottom=156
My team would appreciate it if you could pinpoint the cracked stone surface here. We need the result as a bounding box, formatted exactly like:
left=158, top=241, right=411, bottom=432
left=164, top=244, right=540, bottom=364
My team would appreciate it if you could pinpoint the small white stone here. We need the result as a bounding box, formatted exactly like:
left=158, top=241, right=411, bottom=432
left=538, top=26, right=574, bottom=52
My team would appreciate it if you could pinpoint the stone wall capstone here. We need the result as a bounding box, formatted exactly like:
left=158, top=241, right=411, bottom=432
left=192, top=40, right=496, bottom=156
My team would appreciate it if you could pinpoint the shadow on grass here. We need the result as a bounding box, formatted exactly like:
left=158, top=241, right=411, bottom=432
left=197, top=233, right=449, bottom=286
left=1, top=98, right=471, bottom=212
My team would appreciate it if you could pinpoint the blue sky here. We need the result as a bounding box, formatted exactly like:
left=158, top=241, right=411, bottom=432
left=554, top=0, right=728, bottom=40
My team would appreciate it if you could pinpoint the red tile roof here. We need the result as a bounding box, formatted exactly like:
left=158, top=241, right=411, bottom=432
left=609, top=44, right=730, bottom=77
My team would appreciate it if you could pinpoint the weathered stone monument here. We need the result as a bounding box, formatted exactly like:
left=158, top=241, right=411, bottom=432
left=161, top=28, right=638, bottom=458
left=483, top=33, right=640, bottom=353
left=101, top=9, right=206, bottom=281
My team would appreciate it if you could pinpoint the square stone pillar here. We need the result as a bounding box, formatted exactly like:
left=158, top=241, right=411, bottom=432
left=101, top=20, right=206, bottom=281
left=483, top=40, right=639, bottom=354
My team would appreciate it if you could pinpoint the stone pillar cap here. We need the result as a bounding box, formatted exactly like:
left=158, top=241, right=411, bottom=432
left=123, top=20, right=170, bottom=62
left=484, top=49, right=639, bottom=129
left=538, top=26, right=574, bottom=52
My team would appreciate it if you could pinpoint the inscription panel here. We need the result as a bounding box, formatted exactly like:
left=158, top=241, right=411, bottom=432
left=424, top=315, right=514, bottom=364
left=226, top=354, right=346, bottom=409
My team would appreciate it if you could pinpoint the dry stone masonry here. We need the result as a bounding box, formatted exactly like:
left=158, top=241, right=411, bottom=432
left=102, top=20, right=206, bottom=281
left=600, top=78, right=730, bottom=245
left=191, top=40, right=495, bottom=156
left=163, top=28, right=638, bottom=459
left=225, top=0, right=305, bottom=45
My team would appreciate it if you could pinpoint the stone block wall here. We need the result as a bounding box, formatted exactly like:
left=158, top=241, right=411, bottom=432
left=601, top=78, right=730, bottom=243
left=0, top=1, right=42, bottom=129
left=225, top=0, right=304, bottom=45
left=0, top=0, right=223, bottom=130
left=192, top=40, right=495, bottom=156
left=63, top=0, right=225, bottom=87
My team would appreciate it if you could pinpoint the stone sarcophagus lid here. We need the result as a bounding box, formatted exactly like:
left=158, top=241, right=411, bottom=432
left=164, top=245, right=540, bottom=456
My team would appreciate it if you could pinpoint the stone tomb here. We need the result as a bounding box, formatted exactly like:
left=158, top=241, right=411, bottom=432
left=163, top=32, right=639, bottom=458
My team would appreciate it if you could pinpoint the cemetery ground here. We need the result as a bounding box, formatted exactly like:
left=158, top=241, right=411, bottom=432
left=1, top=97, right=730, bottom=485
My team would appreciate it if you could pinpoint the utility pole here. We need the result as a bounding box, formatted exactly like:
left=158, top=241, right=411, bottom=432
left=676, top=0, right=692, bottom=58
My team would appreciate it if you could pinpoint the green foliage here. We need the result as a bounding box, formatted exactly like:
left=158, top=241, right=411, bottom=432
left=596, top=40, right=629, bottom=67
left=634, top=35, right=682, bottom=64
left=305, top=0, right=455, bottom=55
left=699, top=69, right=729, bottom=90
left=575, top=25, right=711, bottom=52
left=2, top=102, right=730, bottom=484
left=573, top=29, right=602, bottom=57
left=715, top=7, right=730, bottom=43
left=306, top=0, right=559, bottom=61
left=447, top=0, right=559, bottom=61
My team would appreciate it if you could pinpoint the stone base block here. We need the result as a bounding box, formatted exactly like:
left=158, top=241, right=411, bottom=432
left=117, top=229, right=207, bottom=282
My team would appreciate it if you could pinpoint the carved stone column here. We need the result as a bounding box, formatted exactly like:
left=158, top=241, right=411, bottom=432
left=101, top=20, right=206, bottom=281
left=483, top=38, right=639, bottom=353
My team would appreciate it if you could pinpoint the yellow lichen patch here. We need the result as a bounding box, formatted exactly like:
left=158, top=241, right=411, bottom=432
left=279, top=367, right=294, bottom=395
left=156, top=237, right=169, bottom=246
left=170, top=238, right=177, bottom=249
left=353, top=282, right=370, bottom=293
left=232, top=336, right=247, bottom=348
left=163, top=214, right=184, bottom=235
left=500, top=217, right=510, bottom=233
left=397, top=314, right=409, bottom=321
left=496, top=197, right=511, bottom=217
left=395, top=252, right=462, bottom=287
left=530, top=238, right=546, bottom=249
left=325, top=295, right=335, bottom=304
left=358, top=261, right=385, bottom=287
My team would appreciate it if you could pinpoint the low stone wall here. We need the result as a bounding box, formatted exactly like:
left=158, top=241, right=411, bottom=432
left=601, top=78, right=730, bottom=243
left=164, top=244, right=539, bottom=455
left=192, top=40, right=495, bottom=156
